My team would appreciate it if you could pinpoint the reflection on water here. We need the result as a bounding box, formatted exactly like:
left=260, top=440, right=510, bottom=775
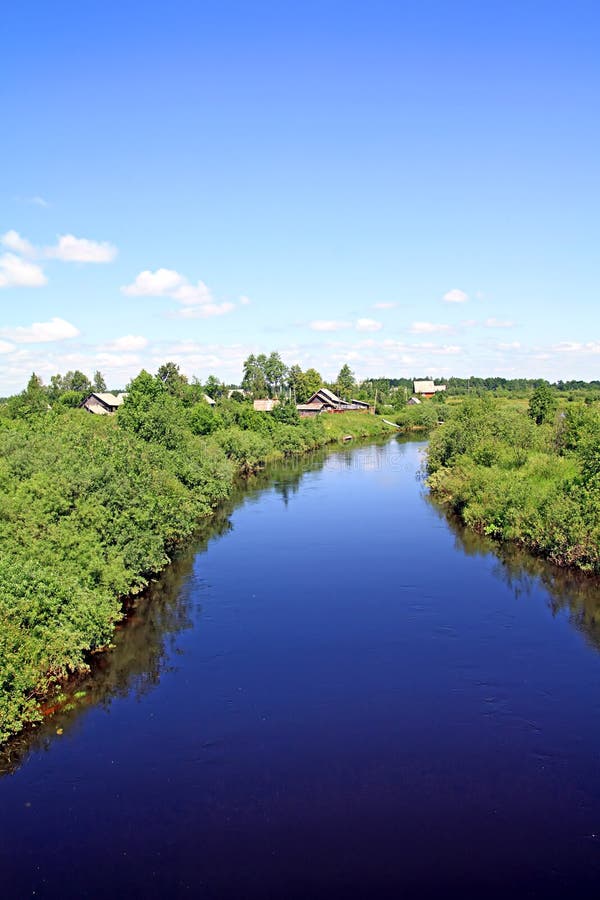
left=3, top=437, right=600, bottom=777
left=2, top=437, right=600, bottom=898
left=428, top=494, right=600, bottom=652
left=0, top=444, right=347, bottom=776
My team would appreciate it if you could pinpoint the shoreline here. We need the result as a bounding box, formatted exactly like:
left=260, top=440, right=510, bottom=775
left=1, top=418, right=394, bottom=747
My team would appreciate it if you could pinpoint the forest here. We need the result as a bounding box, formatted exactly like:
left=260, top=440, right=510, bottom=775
left=0, top=361, right=389, bottom=742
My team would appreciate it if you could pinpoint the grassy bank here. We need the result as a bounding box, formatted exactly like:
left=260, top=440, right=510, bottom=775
left=0, top=378, right=390, bottom=742
left=427, top=396, right=600, bottom=574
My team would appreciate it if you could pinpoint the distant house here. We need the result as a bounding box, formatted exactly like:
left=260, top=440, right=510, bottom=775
left=350, top=398, right=373, bottom=412
left=203, top=394, right=216, bottom=406
left=297, top=388, right=372, bottom=417
left=253, top=398, right=280, bottom=412
left=297, top=402, right=327, bottom=418
left=407, top=396, right=421, bottom=405
left=413, top=380, right=446, bottom=398
left=81, top=392, right=127, bottom=415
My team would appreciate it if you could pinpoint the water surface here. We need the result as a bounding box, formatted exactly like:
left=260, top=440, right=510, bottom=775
left=2, top=438, right=600, bottom=898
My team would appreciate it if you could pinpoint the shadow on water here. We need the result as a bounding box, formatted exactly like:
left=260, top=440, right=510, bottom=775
left=0, top=441, right=362, bottom=777
left=427, top=494, right=600, bottom=653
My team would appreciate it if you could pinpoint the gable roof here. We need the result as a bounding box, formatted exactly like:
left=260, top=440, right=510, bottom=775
left=305, top=387, right=344, bottom=406
left=89, top=392, right=126, bottom=407
left=413, top=380, right=446, bottom=394
left=253, top=398, right=280, bottom=412
left=318, top=387, right=343, bottom=403
left=413, top=380, right=435, bottom=393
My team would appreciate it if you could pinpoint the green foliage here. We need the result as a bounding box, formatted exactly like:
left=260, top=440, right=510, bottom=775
left=428, top=398, right=600, bottom=574
left=529, top=382, right=558, bottom=425
left=242, top=352, right=288, bottom=398
left=271, top=399, right=301, bottom=425
left=394, top=403, right=440, bottom=431
left=93, top=370, right=107, bottom=392
left=0, top=365, right=392, bottom=742
left=335, top=363, right=356, bottom=399
left=188, top=401, right=222, bottom=435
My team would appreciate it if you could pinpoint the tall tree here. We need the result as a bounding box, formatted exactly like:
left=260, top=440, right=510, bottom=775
left=241, top=354, right=268, bottom=397
left=264, top=352, right=288, bottom=397
left=303, top=368, right=323, bottom=399
left=204, top=374, right=225, bottom=400
left=335, top=364, right=356, bottom=399
left=93, top=370, right=107, bottom=392
left=156, top=362, right=188, bottom=396
left=62, top=370, right=92, bottom=394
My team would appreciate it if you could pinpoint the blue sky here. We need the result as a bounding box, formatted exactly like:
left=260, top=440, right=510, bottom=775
left=1, top=0, right=599, bottom=392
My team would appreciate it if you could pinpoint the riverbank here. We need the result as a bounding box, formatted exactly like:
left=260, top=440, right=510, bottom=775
left=4, top=436, right=600, bottom=898
left=427, top=396, right=600, bottom=575
left=0, top=401, right=392, bottom=743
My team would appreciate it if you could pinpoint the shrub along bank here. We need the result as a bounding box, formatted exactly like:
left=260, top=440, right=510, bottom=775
left=427, top=395, right=600, bottom=574
left=0, top=372, right=390, bottom=741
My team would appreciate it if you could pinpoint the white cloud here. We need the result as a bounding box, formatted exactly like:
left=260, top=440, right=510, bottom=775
left=355, top=318, right=382, bottom=333
left=28, top=196, right=49, bottom=208
left=372, top=301, right=397, bottom=310
left=121, top=268, right=236, bottom=318
left=122, top=268, right=185, bottom=296
left=46, top=234, right=117, bottom=263
left=239, top=295, right=251, bottom=305
left=105, top=335, right=149, bottom=351
left=176, top=302, right=236, bottom=319
left=0, top=253, right=47, bottom=288
left=1, top=317, right=80, bottom=343
left=485, top=317, right=515, bottom=328
left=410, top=321, right=452, bottom=334
left=0, top=340, right=15, bottom=354
left=552, top=341, right=600, bottom=355
left=443, top=288, right=468, bottom=303
left=172, top=280, right=214, bottom=306
left=95, top=352, right=143, bottom=368
left=497, top=341, right=521, bottom=350
left=1, top=230, right=35, bottom=256
left=309, top=320, right=353, bottom=332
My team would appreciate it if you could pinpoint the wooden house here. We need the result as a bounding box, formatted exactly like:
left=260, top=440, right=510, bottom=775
left=297, top=388, right=372, bottom=416
left=253, top=399, right=280, bottom=412
left=81, top=392, right=127, bottom=415
left=413, top=380, right=446, bottom=398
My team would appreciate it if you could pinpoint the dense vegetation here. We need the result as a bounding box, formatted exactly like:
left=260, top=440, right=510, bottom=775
left=0, top=367, right=389, bottom=742
left=427, top=391, right=600, bottom=574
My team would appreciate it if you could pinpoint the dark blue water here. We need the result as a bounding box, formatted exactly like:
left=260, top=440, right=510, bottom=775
left=2, top=438, right=600, bottom=898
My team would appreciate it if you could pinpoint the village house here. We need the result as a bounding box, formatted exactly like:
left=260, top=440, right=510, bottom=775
left=413, top=380, right=447, bottom=398
left=297, top=388, right=373, bottom=417
left=80, top=392, right=128, bottom=415
left=253, top=398, right=280, bottom=412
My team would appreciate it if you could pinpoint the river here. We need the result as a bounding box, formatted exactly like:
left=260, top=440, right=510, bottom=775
left=2, top=437, right=600, bottom=898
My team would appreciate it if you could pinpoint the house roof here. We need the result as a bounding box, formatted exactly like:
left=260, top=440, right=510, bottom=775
left=89, top=392, right=126, bottom=407
left=203, top=394, right=216, bottom=405
left=318, top=387, right=343, bottom=403
left=350, top=399, right=370, bottom=407
left=413, top=380, right=446, bottom=394
left=297, top=402, right=325, bottom=411
left=304, top=387, right=344, bottom=406
left=413, top=380, right=435, bottom=393
left=253, top=398, right=279, bottom=412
